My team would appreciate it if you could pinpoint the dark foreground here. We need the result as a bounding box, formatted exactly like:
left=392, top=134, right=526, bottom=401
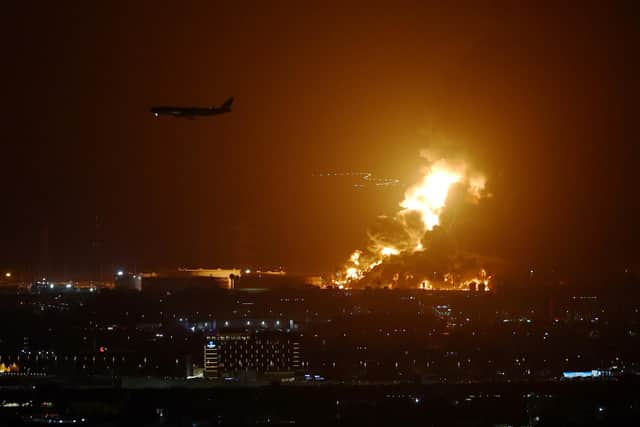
left=1, top=379, right=639, bottom=426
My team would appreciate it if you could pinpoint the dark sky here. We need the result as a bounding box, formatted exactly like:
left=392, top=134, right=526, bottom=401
left=2, top=2, right=639, bottom=278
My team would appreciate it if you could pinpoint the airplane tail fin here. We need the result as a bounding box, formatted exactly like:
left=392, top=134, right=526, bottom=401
left=221, top=97, right=234, bottom=110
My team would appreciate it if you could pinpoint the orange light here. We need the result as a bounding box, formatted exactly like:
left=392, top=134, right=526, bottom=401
left=332, top=152, right=487, bottom=288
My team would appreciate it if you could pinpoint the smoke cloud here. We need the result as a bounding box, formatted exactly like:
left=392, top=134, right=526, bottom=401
left=333, top=142, right=499, bottom=290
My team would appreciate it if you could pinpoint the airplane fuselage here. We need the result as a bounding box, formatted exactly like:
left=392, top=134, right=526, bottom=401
left=150, top=97, right=234, bottom=119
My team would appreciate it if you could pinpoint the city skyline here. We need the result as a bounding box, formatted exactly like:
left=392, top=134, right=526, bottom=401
left=2, top=3, right=640, bottom=425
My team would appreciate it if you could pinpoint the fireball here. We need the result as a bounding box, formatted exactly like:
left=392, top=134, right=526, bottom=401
left=400, top=162, right=463, bottom=230
left=333, top=150, right=487, bottom=288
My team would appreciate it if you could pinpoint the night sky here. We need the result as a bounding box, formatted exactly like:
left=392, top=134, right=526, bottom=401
left=2, top=2, right=639, bottom=279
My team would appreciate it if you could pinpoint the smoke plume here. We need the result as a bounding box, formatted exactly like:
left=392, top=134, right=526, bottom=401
left=333, top=145, right=497, bottom=290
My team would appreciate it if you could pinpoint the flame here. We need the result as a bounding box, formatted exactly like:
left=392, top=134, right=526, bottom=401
left=413, top=270, right=492, bottom=291
left=460, top=273, right=492, bottom=291
left=0, top=362, right=19, bottom=373
left=381, top=246, right=399, bottom=256
left=400, top=161, right=463, bottom=230
left=419, top=279, right=432, bottom=290
left=332, top=152, right=487, bottom=289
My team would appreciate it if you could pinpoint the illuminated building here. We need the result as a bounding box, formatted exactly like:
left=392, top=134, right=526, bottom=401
left=139, top=268, right=240, bottom=291
left=133, top=268, right=318, bottom=292
left=177, top=268, right=240, bottom=289
left=234, top=271, right=317, bottom=290
left=563, top=370, right=611, bottom=379
left=30, top=278, right=54, bottom=293
left=204, top=331, right=302, bottom=380
left=114, top=272, right=142, bottom=291
left=203, top=338, right=220, bottom=379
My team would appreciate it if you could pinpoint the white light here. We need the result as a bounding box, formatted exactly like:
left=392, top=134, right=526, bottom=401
left=65, top=284, right=72, bottom=288
left=245, top=269, right=251, bottom=274
left=49, top=284, right=54, bottom=289
left=117, top=270, right=124, bottom=276
left=381, top=247, right=399, bottom=256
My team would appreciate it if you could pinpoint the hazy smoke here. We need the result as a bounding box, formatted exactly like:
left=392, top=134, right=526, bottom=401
left=334, top=142, right=498, bottom=289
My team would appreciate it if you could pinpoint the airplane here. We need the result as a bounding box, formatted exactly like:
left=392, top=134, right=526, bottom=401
left=150, top=97, right=234, bottom=119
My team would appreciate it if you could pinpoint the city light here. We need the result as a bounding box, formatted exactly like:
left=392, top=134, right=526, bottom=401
left=562, top=370, right=604, bottom=379
left=0, top=3, right=634, bottom=426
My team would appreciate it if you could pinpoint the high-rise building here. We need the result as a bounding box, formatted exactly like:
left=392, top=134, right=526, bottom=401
left=203, top=331, right=301, bottom=380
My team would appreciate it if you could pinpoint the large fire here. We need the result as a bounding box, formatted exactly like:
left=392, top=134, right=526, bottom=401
left=332, top=151, right=491, bottom=291
left=400, top=162, right=463, bottom=230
